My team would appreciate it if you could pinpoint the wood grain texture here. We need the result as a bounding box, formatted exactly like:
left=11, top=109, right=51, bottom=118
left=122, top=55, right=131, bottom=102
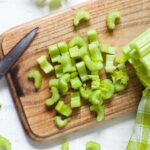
left=0, top=0, right=150, bottom=141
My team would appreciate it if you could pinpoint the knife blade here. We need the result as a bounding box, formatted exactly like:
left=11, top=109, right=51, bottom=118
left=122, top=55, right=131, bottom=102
left=0, top=27, right=39, bottom=80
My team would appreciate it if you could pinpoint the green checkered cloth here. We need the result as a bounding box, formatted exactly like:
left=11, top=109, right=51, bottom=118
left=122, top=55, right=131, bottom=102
left=126, top=89, right=150, bottom=150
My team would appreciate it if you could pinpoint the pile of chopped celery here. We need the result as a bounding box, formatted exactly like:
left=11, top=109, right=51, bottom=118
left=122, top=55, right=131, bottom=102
left=28, top=28, right=129, bottom=128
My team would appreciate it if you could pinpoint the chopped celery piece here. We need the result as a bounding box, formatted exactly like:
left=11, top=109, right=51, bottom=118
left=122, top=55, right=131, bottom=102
left=80, top=86, right=92, bottom=100
left=59, top=74, right=70, bottom=95
left=141, top=53, right=150, bottom=75
left=61, top=141, right=69, bottom=150
left=100, top=79, right=115, bottom=100
left=49, top=79, right=59, bottom=88
left=86, top=141, right=101, bottom=150
left=74, top=10, right=90, bottom=26
left=106, top=11, right=121, bottom=31
left=70, top=76, right=82, bottom=90
left=70, top=72, right=78, bottom=78
left=48, top=44, right=60, bottom=63
left=0, top=135, right=11, bottom=150
left=88, top=75, right=99, bottom=80
left=55, top=101, right=72, bottom=117
left=90, top=104, right=104, bottom=122
left=79, top=47, right=89, bottom=58
left=69, top=46, right=79, bottom=59
left=89, top=90, right=103, bottom=105
left=28, top=70, right=42, bottom=89
left=76, top=61, right=89, bottom=82
left=69, top=35, right=88, bottom=48
left=60, top=53, right=76, bottom=73
left=83, top=55, right=103, bottom=71
left=71, top=92, right=81, bottom=108
left=89, top=42, right=103, bottom=62
left=54, top=116, right=70, bottom=128
left=122, top=45, right=132, bottom=57
left=37, top=55, right=54, bottom=74
left=101, top=44, right=116, bottom=54
left=87, top=29, right=99, bottom=43
left=105, top=54, right=116, bottom=73
left=117, top=63, right=126, bottom=71
left=91, top=71, right=99, bottom=75
left=48, top=0, right=61, bottom=8
left=115, top=54, right=128, bottom=64
left=112, top=70, right=129, bottom=92
left=58, top=41, right=69, bottom=54
left=45, top=87, right=60, bottom=107
left=54, top=65, right=63, bottom=78
left=91, top=79, right=100, bottom=90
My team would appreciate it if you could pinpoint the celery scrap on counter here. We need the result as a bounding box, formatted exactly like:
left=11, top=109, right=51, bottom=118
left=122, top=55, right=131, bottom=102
left=86, top=141, right=101, bottom=150
left=61, top=141, right=69, bottom=150
left=71, top=92, right=81, bottom=108
left=0, top=135, right=11, bottom=150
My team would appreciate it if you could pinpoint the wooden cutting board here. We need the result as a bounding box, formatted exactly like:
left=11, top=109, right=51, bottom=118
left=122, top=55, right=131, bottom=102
left=0, top=0, right=149, bottom=141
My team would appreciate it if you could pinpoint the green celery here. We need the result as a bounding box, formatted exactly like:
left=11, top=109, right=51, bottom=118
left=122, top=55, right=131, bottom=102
left=58, top=41, right=69, bottom=54
left=54, top=64, right=63, bottom=78
left=49, top=79, right=59, bottom=88
left=101, top=44, right=116, bottom=54
left=27, top=70, right=42, bottom=89
left=48, top=44, right=60, bottom=63
left=69, top=35, right=88, bottom=48
left=61, top=141, right=69, bottom=150
left=0, top=135, right=11, bottom=150
left=80, top=86, right=92, bottom=100
left=71, top=92, right=81, bottom=108
left=55, top=101, right=72, bottom=117
left=106, top=11, right=121, bottom=31
left=37, top=55, right=54, bottom=74
left=91, top=79, right=100, bottom=90
left=76, top=61, right=89, bottom=82
left=89, top=90, right=103, bottom=105
left=70, top=76, right=82, bottom=90
left=86, top=141, right=101, bottom=150
left=89, top=42, right=103, bottom=62
left=54, top=116, right=70, bottom=128
left=105, top=54, right=116, bottom=73
left=45, top=87, right=60, bottom=107
left=87, top=29, right=99, bottom=43
left=90, top=104, right=104, bottom=122
left=69, top=46, right=79, bottom=59
left=74, top=10, right=90, bottom=26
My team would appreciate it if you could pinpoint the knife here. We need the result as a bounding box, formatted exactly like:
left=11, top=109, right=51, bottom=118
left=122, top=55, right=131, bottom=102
left=0, top=27, right=39, bottom=80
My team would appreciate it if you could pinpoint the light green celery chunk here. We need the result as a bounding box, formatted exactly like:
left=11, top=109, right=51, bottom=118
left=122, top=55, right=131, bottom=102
left=69, top=35, right=88, bottom=48
left=54, top=65, right=63, bottom=78
left=141, top=53, right=150, bottom=74
left=101, top=44, right=116, bottom=54
left=88, top=75, right=99, bottom=80
left=112, top=70, right=129, bottom=92
left=115, top=54, right=128, bottom=64
left=86, top=141, right=101, bottom=150
left=89, top=42, right=103, bottom=62
left=79, top=47, right=89, bottom=58
left=70, top=76, right=82, bottom=90
left=58, top=41, right=69, bottom=54
left=105, top=54, right=116, bottom=73
left=117, top=63, right=126, bottom=71
left=100, top=79, right=115, bottom=100
left=83, top=55, right=103, bottom=71
left=0, top=135, right=11, bottom=150
left=70, top=72, right=78, bottom=78
left=122, top=45, right=132, bottom=57
left=76, top=61, right=89, bottom=82
left=69, top=46, right=79, bottom=59
left=45, top=87, right=60, bottom=107
left=106, top=11, right=121, bottom=31
left=48, top=44, right=60, bottom=63
left=87, top=29, right=99, bottom=43
left=74, top=10, right=90, bottom=26
left=48, top=0, right=61, bottom=8
left=49, top=79, right=59, bottom=88
left=59, top=74, right=70, bottom=95
left=37, top=55, right=54, bottom=74
left=28, top=70, right=42, bottom=89
left=91, top=79, right=100, bottom=90
left=61, top=141, right=69, bottom=150
left=71, top=92, right=81, bottom=108
left=54, top=116, right=70, bottom=128
left=60, top=53, right=76, bottom=73
left=91, top=71, right=99, bottom=75
left=89, top=90, right=103, bottom=105
left=130, top=28, right=150, bottom=52
left=90, top=104, right=104, bottom=122
left=80, top=86, right=92, bottom=100
left=55, top=101, right=72, bottom=117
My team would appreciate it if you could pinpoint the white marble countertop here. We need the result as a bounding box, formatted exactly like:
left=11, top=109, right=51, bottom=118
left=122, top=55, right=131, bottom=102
left=0, top=0, right=137, bottom=149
